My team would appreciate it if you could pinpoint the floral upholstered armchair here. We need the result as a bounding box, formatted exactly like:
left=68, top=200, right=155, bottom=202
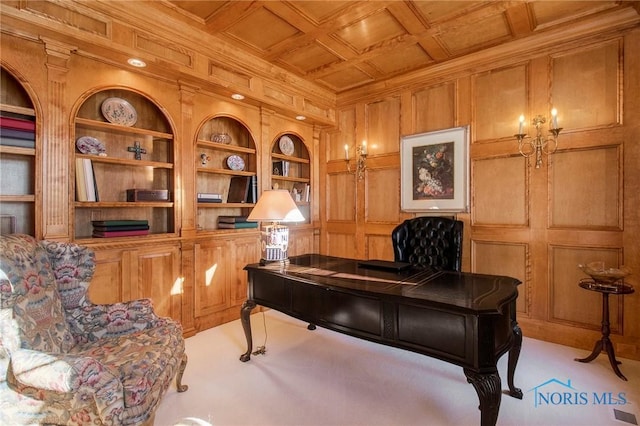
left=0, top=234, right=188, bottom=425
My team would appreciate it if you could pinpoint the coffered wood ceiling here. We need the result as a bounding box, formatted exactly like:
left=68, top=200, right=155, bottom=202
left=159, top=1, right=637, bottom=93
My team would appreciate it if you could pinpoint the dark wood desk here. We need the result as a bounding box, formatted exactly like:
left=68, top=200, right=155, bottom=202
left=240, top=254, right=523, bottom=426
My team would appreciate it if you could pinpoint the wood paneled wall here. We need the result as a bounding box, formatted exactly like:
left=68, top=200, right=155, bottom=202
left=322, top=30, right=640, bottom=360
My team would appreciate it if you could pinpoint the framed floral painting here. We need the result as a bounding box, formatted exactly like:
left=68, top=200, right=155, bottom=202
left=400, top=126, right=469, bottom=212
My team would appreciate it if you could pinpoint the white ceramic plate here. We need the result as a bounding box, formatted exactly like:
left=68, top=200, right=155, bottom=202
left=226, top=154, right=245, bottom=171
left=76, top=136, right=106, bottom=155
left=101, top=97, right=137, bottom=126
left=279, top=135, right=294, bottom=156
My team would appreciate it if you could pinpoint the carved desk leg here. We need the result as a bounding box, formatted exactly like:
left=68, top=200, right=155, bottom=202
left=239, top=300, right=256, bottom=362
left=507, top=320, right=523, bottom=399
left=464, top=369, right=501, bottom=426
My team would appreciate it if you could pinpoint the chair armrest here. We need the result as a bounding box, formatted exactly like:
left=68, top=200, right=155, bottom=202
left=66, top=299, right=169, bottom=343
left=9, top=349, right=124, bottom=418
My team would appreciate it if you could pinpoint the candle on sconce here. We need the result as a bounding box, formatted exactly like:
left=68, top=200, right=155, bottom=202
left=344, top=144, right=349, bottom=160
left=361, top=140, right=367, bottom=155
left=518, top=115, right=525, bottom=134
left=551, top=108, right=558, bottom=129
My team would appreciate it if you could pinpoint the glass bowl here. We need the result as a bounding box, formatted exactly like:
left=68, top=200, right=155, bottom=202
left=578, top=261, right=630, bottom=284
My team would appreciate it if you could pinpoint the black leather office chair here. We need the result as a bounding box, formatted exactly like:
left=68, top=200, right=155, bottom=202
left=391, top=216, right=463, bottom=271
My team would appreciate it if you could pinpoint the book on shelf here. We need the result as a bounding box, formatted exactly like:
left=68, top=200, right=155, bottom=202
left=247, top=175, right=257, bottom=203
left=227, top=176, right=251, bottom=203
left=92, top=229, right=150, bottom=238
left=83, top=158, right=98, bottom=202
left=92, top=219, right=149, bottom=227
left=0, top=136, right=35, bottom=148
left=75, top=158, right=97, bottom=202
left=217, top=221, right=258, bottom=229
left=75, top=158, right=88, bottom=202
left=197, top=193, right=222, bottom=203
left=0, top=127, right=35, bottom=141
left=93, top=225, right=150, bottom=232
left=0, top=116, right=36, bottom=132
left=217, top=215, right=249, bottom=223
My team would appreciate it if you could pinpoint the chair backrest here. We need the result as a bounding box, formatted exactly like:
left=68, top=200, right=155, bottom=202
left=391, top=216, right=463, bottom=271
left=0, top=234, right=75, bottom=355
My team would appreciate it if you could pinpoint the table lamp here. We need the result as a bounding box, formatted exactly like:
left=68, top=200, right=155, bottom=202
left=247, top=189, right=304, bottom=264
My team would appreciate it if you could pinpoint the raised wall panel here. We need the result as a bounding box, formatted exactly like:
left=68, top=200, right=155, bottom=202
left=331, top=108, right=356, bottom=161
left=552, top=41, right=620, bottom=131
left=366, top=168, right=400, bottom=223
left=550, top=245, right=623, bottom=331
left=326, top=232, right=356, bottom=259
left=413, top=82, right=456, bottom=133
left=327, top=173, right=356, bottom=221
left=474, top=64, right=527, bottom=141
left=550, top=147, right=621, bottom=229
left=472, top=156, right=528, bottom=226
left=367, top=234, right=394, bottom=262
left=471, top=241, right=529, bottom=315
left=365, top=97, right=400, bottom=154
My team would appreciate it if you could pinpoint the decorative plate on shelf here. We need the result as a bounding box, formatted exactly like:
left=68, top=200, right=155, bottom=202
left=226, top=154, right=245, bottom=171
left=279, top=135, right=294, bottom=156
left=101, top=97, right=137, bottom=126
left=76, top=136, right=106, bottom=156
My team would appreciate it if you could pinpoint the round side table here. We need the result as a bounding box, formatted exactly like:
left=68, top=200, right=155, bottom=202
left=574, top=278, right=634, bottom=381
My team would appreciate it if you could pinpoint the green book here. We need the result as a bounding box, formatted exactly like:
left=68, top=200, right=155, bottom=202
left=92, top=220, right=149, bottom=226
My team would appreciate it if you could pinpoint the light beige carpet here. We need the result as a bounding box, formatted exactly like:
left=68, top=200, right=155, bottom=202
left=156, top=310, right=639, bottom=426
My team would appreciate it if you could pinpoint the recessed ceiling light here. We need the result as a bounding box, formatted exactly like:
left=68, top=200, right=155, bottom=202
left=231, top=93, right=245, bottom=100
left=127, top=58, right=146, bottom=68
left=295, top=115, right=306, bottom=121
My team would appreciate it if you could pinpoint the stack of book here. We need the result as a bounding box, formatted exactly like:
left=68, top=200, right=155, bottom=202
left=92, top=219, right=150, bottom=237
left=217, top=215, right=258, bottom=229
left=197, top=193, right=222, bottom=203
left=0, top=114, right=35, bottom=148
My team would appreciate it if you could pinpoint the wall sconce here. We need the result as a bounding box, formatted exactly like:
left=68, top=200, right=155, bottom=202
left=344, top=140, right=367, bottom=180
left=515, top=109, right=561, bottom=169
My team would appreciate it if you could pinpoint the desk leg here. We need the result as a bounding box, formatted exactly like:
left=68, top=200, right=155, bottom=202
left=507, top=320, right=523, bottom=399
left=464, top=369, right=501, bottom=426
left=239, top=300, right=256, bottom=362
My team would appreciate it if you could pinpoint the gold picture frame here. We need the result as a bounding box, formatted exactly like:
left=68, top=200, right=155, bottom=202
left=400, top=126, right=469, bottom=212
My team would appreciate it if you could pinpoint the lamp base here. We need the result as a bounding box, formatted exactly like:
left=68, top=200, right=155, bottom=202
left=259, top=258, right=290, bottom=266
left=259, top=224, right=290, bottom=263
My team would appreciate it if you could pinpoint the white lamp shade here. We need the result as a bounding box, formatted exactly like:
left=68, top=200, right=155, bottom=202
left=247, top=189, right=305, bottom=222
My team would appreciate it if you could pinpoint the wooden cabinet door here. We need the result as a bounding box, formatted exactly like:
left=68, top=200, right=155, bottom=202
left=134, top=244, right=182, bottom=321
left=229, top=235, right=261, bottom=306
left=90, top=248, right=129, bottom=304
left=194, top=239, right=229, bottom=317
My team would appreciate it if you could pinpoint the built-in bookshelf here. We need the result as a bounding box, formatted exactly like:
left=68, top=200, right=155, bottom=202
left=72, top=88, right=176, bottom=240
left=0, top=67, right=37, bottom=236
left=195, top=115, right=257, bottom=231
left=271, top=133, right=310, bottom=224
